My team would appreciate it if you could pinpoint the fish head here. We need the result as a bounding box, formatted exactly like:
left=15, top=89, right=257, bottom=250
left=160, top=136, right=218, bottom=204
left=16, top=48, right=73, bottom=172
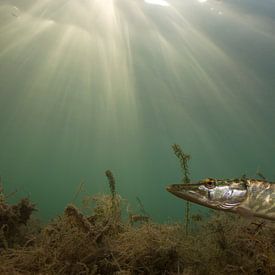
left=166, top=178, right=248, bottom=210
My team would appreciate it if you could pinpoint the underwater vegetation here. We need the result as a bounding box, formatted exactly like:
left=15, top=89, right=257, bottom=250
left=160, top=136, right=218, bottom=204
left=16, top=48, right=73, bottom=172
left=0, top=164, right=274, bottom=274
left=171, top=144, right=191, bottom=235
left=0, top=178, right=36, bottom=249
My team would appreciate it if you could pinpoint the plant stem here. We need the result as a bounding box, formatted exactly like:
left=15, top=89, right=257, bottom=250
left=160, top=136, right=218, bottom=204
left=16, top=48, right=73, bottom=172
left=172, top=144, right=191, bottom=235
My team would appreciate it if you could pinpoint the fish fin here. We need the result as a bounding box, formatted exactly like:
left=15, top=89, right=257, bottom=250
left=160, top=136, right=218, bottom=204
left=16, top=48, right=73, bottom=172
left=235, top=206, right=254, bottom=218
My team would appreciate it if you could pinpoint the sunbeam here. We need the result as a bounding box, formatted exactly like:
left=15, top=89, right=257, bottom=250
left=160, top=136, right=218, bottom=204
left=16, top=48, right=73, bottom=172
left=0, top=0, right=274, bottom=224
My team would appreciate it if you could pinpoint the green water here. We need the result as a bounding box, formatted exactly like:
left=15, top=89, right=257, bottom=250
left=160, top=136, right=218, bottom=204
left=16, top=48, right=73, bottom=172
left=0, top=0, right=274, bottom=222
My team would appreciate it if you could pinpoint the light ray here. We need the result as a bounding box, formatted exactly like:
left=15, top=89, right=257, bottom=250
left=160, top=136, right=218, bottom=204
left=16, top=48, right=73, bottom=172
left=0, top=0, right=274, bottom=202
left=144, top=0, right=170, bottom=7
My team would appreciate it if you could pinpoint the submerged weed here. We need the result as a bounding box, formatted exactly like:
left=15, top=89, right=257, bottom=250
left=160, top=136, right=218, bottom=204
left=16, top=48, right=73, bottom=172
left=0, top=171, right=274, bottom=274
left=172, top=144, right=191, bottom=235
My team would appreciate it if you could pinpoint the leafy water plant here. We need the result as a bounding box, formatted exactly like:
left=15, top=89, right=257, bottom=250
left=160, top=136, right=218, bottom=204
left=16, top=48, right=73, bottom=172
left=105, top=170, right=116, bottom=199
left=0, top=173, right=274, bottom=274
left=1, top=200, right=274, bottom=274
left=104, top=170, right=122, bottom=229
left=171, top=144, right=191, bottom=235
left=171, top=144, right=191, bottom=184
left=0, top=179, right=36, bottom=249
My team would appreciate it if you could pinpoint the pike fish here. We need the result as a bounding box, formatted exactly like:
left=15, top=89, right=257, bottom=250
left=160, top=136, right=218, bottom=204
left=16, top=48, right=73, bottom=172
left=166, top=178, right=275, bottom=221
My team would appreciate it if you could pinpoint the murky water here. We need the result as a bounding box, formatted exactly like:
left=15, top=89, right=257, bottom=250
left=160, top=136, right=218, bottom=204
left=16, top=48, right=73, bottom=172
left=0, top=0, right=274, bottom=222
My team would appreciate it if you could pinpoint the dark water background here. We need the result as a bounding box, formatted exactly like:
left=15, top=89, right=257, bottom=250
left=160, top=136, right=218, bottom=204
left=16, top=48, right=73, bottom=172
left=0, top=0, right=274, bottom=222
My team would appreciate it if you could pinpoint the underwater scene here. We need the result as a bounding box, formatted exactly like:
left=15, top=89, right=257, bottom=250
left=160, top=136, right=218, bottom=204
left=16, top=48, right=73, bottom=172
left=0, top=0, right=275, bottom=274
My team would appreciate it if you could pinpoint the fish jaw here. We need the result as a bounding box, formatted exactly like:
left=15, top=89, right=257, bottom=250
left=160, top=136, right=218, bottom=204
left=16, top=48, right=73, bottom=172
left=166, top=181, right=247, bottom=211
left=167, top=179, right=275, bottom=221
left=166, top=183, right=215, bottom=208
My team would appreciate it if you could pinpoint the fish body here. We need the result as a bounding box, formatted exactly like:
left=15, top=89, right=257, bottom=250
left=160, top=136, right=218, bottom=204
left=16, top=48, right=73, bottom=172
left=166, top=178, right=275, bottom=221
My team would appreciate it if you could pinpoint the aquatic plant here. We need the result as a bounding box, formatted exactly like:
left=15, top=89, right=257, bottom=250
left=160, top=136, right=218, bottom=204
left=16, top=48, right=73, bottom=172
left=128, top=197, right=150, bottom=225
left=0, top=179, right=36, bottom=250
left=136, top=196, right=150, bottom=217
left=72, top=181, right=85, bottom=203
left=105, top=170, right=116, bottom=199
left=103, top=170, right=122, bottom=230
left=0, top=173, right=274, bottom=274
left=171, top=144, right=191, bottom=235
left=256, top=169, right=266, bottom=180
left=0, top=199, right=274, bottom=274
left=171, top=144, right=191, bottom=184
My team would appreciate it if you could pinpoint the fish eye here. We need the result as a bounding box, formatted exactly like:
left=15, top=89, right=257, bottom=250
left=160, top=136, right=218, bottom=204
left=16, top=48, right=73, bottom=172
left=204, top=180, right=216, bottom=189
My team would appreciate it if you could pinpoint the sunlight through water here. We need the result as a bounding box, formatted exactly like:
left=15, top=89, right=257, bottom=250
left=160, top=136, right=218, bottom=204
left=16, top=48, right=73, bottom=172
left=0, top=0, right=274, bottom=222
left=144, top=0, right=170, bottom=7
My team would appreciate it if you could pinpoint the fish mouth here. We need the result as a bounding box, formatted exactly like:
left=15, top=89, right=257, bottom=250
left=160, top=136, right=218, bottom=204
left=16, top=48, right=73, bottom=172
left=166, top=183, right=200, bottom=193
left=166, top=183, right=208, bottom=205
left=165, top=185, right=174, bottom=192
